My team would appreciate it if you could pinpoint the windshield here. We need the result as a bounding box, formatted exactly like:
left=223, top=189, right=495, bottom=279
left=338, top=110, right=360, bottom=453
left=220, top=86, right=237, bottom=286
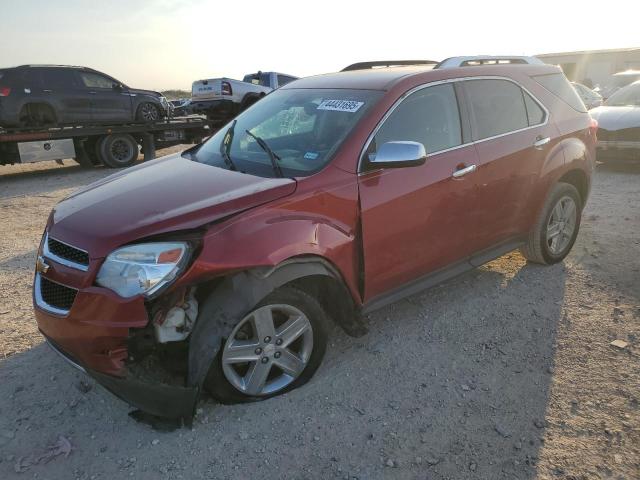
left=187, top=88, right=382, bottom=178
left=605, top=83, right=640, bottom=107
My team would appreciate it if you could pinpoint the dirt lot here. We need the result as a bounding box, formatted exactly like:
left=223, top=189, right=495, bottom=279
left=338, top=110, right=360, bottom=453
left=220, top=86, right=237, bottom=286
left=0, top=151, right=638, bottom=480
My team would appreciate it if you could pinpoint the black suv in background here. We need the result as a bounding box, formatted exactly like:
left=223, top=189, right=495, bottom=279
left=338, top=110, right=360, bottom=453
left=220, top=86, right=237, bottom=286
left=0, top=65, right=171, bottom=128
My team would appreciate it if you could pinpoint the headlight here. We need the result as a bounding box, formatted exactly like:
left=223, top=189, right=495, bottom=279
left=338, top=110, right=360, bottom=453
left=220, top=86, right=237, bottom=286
left=96, top=242, right=190, bottom=298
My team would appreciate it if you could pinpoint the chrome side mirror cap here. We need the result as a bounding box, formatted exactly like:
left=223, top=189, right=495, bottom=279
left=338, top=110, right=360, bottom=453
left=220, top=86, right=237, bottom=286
left=369, top=141, right=427, bottom=168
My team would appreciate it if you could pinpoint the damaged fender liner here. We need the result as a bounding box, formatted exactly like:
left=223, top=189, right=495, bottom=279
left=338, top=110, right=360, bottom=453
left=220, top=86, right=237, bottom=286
left=46, top=336, right=198, bottom=420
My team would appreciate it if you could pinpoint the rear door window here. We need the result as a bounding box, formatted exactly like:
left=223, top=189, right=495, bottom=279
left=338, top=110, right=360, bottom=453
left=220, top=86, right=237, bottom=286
left=523, top=91, right=545, bottom=126
left=277, top=75, right=296, bottom=87
left=369, top=83, right=462, bottom=158
left=42, top=68, right=80, bottom=89
left=464, top=79, right=530, bottom=140
left=533, top=73, right=587, bottom=112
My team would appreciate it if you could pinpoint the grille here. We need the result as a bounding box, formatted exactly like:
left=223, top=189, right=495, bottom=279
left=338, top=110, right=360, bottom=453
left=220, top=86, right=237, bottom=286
left=48, top=237, right=89, bottom=266
left=40, top=276, right=77, bottom=311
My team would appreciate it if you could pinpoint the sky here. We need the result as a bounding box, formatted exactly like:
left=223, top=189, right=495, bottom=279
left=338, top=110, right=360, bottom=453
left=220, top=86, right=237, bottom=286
left=2, top=0, right=638, bottom=91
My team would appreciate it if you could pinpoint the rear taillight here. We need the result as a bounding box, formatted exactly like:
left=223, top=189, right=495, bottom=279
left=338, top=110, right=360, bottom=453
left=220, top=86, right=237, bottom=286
left=221, top=81, right=232, bottom=96
left=589, top=117, right=598, bottom=139
left=0, top=87, right=10, bottom=97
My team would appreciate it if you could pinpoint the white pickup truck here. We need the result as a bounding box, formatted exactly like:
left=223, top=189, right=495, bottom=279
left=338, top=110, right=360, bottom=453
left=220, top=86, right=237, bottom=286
left=190, top=71, right=298, bottom=123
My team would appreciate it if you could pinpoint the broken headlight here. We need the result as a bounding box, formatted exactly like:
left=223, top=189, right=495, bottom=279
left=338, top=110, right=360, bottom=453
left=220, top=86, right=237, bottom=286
left=96, top=242, right=190, bottom=299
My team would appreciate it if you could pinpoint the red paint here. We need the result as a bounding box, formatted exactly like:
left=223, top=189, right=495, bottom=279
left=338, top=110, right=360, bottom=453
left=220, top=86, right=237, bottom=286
left=35, top=64, right=595, bottom=376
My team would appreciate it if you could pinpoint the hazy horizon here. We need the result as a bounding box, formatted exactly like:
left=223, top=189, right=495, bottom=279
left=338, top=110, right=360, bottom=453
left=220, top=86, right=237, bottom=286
left=2, top=0, right=638, bottom=91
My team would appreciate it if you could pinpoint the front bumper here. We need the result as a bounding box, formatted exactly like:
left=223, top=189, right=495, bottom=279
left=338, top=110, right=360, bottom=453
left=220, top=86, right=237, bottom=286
left=33, top=253, right=198, bottom=419
left=45, top=336, right=198, bottom=419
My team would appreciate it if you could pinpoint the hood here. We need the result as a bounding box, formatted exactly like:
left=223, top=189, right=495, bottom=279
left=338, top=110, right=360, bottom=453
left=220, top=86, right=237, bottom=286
left=49, top=154, right=297, bottom=258
left=129, top=88, right=162, bottom=98
left=589, top=105, right=640, bottom=131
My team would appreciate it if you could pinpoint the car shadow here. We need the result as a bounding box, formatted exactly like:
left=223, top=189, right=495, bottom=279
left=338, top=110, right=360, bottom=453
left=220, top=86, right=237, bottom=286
left=0, top=252, right=565, bottom=479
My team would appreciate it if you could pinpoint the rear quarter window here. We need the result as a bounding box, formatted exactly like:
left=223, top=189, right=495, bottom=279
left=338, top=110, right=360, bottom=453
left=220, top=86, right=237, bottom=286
left=533, top=73, right=587, bottom=112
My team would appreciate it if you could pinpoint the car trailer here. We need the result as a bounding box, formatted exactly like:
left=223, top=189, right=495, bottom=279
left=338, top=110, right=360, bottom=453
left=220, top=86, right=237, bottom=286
left=0, top=116, right=214, bottom=169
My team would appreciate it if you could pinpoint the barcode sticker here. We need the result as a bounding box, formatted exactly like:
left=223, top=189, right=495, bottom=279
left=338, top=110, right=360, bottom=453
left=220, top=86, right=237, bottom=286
left=317, top=99, right=364, bottom=112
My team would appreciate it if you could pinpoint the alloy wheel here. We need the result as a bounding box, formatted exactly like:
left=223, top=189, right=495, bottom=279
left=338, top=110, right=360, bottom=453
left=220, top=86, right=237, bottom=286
left=221, top=304, right=314, bottom=396
left=546, top=195, right=577, bottom=255
left=140, top=103, right=159, bottom=121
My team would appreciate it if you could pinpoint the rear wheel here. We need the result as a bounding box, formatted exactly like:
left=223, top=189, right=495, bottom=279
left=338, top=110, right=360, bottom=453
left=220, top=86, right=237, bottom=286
left=136, top=102, right=160, bottom=122
left=19, top=104, right=56, bottom=128
left=96, top=134, right=139, bottom=168
left=204, top=286, right=329, bottom=404
left=520, top=182, right=582, bottom=264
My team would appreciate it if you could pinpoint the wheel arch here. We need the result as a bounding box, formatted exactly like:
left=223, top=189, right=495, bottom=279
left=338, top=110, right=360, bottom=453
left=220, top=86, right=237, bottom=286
left=187, top=255, right=364, bottom=391
left=557, top=168, right=589, bottom=207
left=19, top=101, right=58, bottom=123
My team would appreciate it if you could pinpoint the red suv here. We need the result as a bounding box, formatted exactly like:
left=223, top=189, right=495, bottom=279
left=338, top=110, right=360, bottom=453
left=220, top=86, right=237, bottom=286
left=33, top=57, right=596, bottom=420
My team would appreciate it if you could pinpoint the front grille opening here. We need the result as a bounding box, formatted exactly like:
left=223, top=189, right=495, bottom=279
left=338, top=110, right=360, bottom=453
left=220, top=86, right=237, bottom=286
left=48, top=237, right=89, bottom=266
left=40, top=276, right=77, bottom=311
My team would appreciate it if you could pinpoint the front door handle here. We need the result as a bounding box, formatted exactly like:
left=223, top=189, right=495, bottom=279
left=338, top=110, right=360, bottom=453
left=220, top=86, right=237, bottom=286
left=534, top=136, right=551, bottom=150
left=452, top=164, right=477, bottom=178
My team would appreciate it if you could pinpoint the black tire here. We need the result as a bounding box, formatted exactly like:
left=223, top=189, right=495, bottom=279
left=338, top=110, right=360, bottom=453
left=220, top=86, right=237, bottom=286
left=520, top=182, right=582, bottom=264
left=204, top=286, right=329, bottom=404
left=136, top=102, right=160, bottom=122
left=96, top=134, right=139, bottom=168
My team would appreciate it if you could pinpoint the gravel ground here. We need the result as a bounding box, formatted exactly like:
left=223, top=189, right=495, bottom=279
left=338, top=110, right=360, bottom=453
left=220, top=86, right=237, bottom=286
left=0, top=151, right=638, bottom=479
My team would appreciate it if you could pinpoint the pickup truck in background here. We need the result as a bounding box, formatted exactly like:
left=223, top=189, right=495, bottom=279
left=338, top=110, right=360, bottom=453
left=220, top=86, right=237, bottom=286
left=190, top=71, right=298, bottom=124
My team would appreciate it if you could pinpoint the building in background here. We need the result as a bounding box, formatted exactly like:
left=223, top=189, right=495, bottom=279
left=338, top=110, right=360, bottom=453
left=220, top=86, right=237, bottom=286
left=536, top=47, right=640, bottom=89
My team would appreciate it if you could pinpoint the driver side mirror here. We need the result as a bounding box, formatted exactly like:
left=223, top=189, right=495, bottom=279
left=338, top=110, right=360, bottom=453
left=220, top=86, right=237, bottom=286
left=369, top=141, right=427, bottom=168
left=112, top=83, right=123, bottom=91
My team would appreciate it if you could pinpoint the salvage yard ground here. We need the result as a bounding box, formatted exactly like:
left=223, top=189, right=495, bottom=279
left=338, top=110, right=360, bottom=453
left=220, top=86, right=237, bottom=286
left=0, top=150, right=638, bottom=479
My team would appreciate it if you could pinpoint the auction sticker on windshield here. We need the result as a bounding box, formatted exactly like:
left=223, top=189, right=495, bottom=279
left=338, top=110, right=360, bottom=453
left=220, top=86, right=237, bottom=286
left=317, top=99, right=364, bottom=112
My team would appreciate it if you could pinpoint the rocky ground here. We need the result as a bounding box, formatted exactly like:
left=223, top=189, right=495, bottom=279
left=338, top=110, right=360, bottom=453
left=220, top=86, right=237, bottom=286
left=0, top=152, right=638, bottom=479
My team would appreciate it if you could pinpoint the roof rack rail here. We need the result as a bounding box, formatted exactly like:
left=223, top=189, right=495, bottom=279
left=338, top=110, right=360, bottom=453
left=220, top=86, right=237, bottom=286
left=341, top=60, right=438, bottom=72
left=434, top=56, right=545, bottom=69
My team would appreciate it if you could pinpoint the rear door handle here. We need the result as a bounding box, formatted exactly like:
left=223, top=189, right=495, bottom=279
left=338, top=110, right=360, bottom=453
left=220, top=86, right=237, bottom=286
left=534, top=136, right=551, bottom=150
left=43, top=89, right=52, bottom=93
left=452, top=164, right=477, bottom=178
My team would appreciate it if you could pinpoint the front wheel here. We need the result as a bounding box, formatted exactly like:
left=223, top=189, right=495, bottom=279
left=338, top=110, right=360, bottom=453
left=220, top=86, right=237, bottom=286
left=520, top=182, right=582, bottom=264
left=204, top=287, right=329, bottom=404
left=136, top=102, right=160, bottom=122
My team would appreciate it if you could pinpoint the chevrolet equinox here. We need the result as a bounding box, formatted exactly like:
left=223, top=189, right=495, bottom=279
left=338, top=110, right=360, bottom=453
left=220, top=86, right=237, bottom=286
left=33, top=57, right=596, bottom=419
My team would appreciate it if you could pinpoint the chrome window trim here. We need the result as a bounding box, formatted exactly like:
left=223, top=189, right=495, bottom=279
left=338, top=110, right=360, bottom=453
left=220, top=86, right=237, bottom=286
left=357, top=75, right=549, bottom=175
left=43, top=233, right=90, bottom=272
left=34, top=272, right=76, bottom=317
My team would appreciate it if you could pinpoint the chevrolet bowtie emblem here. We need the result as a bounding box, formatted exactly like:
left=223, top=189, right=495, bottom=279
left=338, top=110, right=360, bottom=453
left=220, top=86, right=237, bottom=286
left=36, top=256, right=50, bottom=274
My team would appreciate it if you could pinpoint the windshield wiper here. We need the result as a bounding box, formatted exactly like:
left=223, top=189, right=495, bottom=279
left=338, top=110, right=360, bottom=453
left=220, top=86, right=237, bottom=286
left=245, top=129, right=283, bottom=178
left=219, top=120, right=237, bottom=171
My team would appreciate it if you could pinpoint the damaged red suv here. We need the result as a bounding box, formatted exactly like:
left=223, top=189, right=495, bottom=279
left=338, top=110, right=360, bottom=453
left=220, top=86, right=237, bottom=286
left=34, top=57, right=596, bottom=420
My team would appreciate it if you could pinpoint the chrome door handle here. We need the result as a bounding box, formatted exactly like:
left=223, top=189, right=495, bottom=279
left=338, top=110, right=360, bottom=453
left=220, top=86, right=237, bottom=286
left=43, top=89, right=52, bottom=93
left=452, top=164, right=477, bottom=178
left=534, top=136, right=551, bottom=150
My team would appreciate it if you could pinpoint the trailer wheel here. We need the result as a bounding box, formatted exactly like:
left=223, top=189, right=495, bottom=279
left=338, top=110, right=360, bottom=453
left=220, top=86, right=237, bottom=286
left=96, top=134, right=139, bottom=168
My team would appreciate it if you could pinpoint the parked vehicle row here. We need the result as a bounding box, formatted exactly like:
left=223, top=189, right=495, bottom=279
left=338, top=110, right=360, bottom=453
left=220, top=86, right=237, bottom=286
left=190, top=71, right=298, bottom=123
left=32, top=56, right=596, bottom=420
left=590, top=80, right=640, bottom=163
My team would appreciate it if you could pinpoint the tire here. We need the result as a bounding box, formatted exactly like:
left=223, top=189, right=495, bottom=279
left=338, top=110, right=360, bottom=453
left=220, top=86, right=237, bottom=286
left=136, top=102, right=160, bottom=122
left=96, top=134, right=139, bottom=168
left=520, top=182, right=582, bottom=264
left=204, top=286, right=329, bottom=404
